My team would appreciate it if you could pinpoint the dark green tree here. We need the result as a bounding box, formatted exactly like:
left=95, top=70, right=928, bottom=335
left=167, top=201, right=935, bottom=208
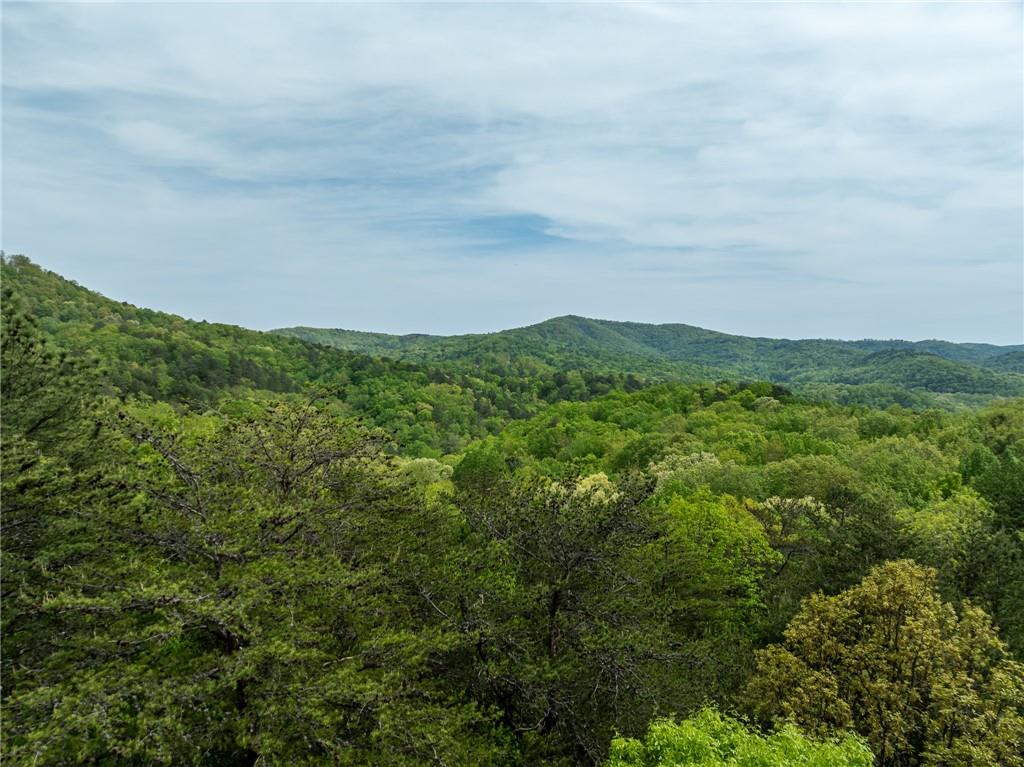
left=2, top=399, right=504, bottom=765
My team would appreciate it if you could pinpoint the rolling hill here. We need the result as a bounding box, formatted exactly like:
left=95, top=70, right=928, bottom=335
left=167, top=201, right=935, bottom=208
left=0, top=256, right=647, bottom=454
left=275, top=315, right=1024, bottom=400
left=4, top=254, right=1021, bottom=432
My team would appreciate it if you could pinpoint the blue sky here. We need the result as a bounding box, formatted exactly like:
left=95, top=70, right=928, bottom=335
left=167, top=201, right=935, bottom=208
left=2, top=2, right=1022, bottom=343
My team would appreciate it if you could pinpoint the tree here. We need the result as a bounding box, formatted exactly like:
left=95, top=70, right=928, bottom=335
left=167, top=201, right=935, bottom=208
left=444, top=472, right=665, bottom=764
left=428, top=476, right=777, bottom=765
left=746, top=560, right=1024, bottom=767
left=604, top=707, right=871, bottom=767
left=0, top=284, right=98, bottom=452
left=2, top=399, right=504, bottom=765
left=1, top=286, right=106, bottom=699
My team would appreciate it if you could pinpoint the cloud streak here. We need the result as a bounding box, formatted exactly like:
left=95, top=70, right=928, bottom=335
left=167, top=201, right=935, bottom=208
left=2, top=2, right=1021, bottom=342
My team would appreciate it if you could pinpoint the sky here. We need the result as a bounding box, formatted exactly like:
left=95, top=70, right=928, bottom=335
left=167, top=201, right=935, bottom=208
left=2, top=2, right=1022, bottom=343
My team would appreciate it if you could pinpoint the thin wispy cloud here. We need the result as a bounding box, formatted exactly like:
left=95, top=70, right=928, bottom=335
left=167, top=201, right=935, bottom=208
left=2, top=2, right=1021, bottom=342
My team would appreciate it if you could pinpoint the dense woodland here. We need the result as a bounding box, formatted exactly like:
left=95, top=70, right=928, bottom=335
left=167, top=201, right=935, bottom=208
left=2, top=255, right=1023, bottom=766
left=276, top=316, right=1024, bottom=408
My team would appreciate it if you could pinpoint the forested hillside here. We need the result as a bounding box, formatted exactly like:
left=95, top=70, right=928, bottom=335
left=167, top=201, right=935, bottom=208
left=277, top=315, right=1024, bottom=404
left=3, top=254, right=1023, bottom=766
left=0, top=257, right=645, bottom=456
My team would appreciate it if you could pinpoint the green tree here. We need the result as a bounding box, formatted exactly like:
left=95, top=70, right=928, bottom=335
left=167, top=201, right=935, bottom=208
left=2, top=399, right=504, bottom=765
left=0, top=283, right=98, bottom=453
left=426, top=476, right=777, bottom=764
left=1, top=286, right=106, bottom=700
left=897, top=490, right=994, bottom=597
left=446, top=472, right=666, bottom=764
left=604, top=707, right=871, bottom=767
left=746, top=560, right=1024, bottom=766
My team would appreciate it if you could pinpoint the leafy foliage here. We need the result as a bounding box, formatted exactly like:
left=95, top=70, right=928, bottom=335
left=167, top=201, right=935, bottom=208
left=3, top=400, right=505, bottom=766
left=746, top=561, right=1024, bottom=767
left=3, top=257, right=1024, bottom=766
left=604, top=708, right=872, bottom=767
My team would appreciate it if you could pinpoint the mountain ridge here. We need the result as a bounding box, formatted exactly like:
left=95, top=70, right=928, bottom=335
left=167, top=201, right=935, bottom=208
left=276, top=313, right=1021, bottom=351
left=4, top=255, right=1021, bottom=415
left=273, top=314, right=1024, bottom=398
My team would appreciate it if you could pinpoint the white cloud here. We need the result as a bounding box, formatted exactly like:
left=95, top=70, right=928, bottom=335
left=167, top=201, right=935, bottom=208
left=2, top=1, right=1021, bottom=342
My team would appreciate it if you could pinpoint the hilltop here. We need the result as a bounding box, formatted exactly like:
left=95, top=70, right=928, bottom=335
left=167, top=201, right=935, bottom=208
left=275, top=314, right=1024, bottom=404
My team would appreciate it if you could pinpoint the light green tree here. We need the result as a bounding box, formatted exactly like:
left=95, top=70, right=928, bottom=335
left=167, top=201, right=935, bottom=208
left=746, top=560, right=1024, bottom=767
left=604, top=707, right=871, bottom=767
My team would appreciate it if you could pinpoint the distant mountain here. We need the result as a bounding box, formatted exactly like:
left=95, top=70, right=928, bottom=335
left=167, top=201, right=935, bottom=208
left=275, top=315, right=1024, bottom=399
left=985, top=350, right=1024, bottom=374
left=4, top=255, right=1020, bottom=421
left=795, top=348, right=1022, bottom=395
left=843, top=338, right=1024, bottom=366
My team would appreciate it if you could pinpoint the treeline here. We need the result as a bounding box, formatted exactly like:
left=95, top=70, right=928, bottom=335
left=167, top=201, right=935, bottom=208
left=3, top=276, right=1023, bottom=765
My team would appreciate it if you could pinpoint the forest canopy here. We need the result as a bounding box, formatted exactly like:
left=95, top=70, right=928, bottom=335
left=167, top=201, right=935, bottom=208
left=2, top=255, right=1023, bottom=766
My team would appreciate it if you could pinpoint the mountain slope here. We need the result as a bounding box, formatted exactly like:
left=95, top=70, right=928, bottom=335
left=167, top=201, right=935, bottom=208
left=793, top=349, right=1023, bottom=395
left=275, top=315, right=1024, bottom=398
left=0, top=257, right=642, bottom=455
left=985, top=350, right=1024, bottom=374
left=6, top=253, right=1021, bottom=432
